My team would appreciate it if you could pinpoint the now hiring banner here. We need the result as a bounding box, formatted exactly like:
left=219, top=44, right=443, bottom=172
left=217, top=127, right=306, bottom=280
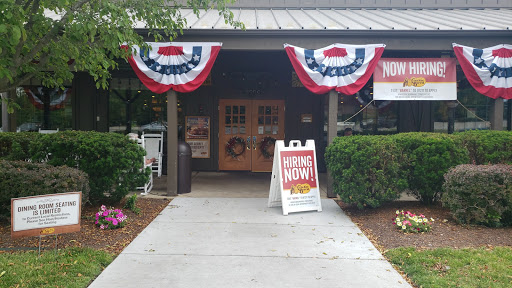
left=374, top=58, right=457, bottom=101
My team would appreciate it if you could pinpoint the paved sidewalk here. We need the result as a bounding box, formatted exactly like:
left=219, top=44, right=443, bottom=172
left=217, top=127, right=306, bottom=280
left=89, top=198, right=410, bottom=288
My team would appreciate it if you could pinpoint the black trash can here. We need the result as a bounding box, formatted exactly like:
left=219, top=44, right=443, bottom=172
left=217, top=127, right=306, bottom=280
left=177, top=140, right=192, bottom=194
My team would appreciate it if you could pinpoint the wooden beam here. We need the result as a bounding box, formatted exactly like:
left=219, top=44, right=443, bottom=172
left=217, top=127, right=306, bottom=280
left=326, top=90, right=338, bottom=198
left=167, top=90, right=178, bottom=196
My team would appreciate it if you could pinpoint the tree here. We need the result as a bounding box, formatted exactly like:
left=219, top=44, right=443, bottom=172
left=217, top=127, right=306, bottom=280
left=0, top=0, right=242, bottom=94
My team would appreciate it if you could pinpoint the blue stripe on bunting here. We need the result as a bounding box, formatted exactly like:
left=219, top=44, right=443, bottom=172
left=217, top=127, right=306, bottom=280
left=139, top=46, right=203, bottom=75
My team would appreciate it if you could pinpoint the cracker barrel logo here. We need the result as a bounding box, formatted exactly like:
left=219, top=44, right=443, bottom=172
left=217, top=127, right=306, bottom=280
left=290, top=183, right=311, bottom=195
left=41, top=227, right=55, bottom=234
left=403, top=77, right=426, bottom=87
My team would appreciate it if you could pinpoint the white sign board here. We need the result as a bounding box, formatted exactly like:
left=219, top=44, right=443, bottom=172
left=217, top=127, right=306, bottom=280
left=374, top=58, right=457, bottom=101
left=268, top=140, right=322, bottom=215
left=11, top=192, right=81, bottom=238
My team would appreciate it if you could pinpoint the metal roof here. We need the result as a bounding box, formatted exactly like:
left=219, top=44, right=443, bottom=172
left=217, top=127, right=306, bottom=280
left=172, top=8, right=512, bottom=31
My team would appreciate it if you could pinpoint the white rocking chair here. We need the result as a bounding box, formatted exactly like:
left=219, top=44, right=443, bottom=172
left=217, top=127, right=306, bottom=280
left=142, top=132, right=164, bottom=178
left=136, top=136, right=153, bottom=195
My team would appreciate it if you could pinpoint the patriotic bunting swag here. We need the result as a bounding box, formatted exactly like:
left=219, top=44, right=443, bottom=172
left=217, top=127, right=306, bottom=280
left=124, top=42, right=222, bottom=94
left=453, top=43, right=512, bottom=100
left=24, top=87, right=71, bottom=110
left=284, top=43, right=385, bottom=95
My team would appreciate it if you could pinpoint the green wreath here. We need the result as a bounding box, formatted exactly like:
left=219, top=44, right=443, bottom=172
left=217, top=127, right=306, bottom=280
left=226, top=136, right=246, bottom=159
left=260, top=136, right=276, bottom=159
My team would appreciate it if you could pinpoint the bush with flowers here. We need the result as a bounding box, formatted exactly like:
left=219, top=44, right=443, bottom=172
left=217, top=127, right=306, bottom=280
left=392, top=210, right=434, bottom=233
left=95, top=205, right=128, bottom=230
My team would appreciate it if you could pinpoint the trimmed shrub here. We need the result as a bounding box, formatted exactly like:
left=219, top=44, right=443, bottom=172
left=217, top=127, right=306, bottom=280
left=442, top=164, right=512, bottom=227
left=325, top=135, right=408, bottom=209
left=392, top=133, right=469, bottom=205
left=0, top=132, right=39, bottom=160
left=454, top=130, right=512, bottom=165
left=0, top=160, right=90, bottom=221
left=29, top=131, right=147, bottom=204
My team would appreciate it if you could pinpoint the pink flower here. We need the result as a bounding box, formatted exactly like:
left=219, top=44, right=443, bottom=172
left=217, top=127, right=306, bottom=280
left=100, top=224, right=105, bottom=230
left=112, top=219, right=119, bottom=226
left=408, top=223, right=412, bottom=226
left=103, top=211, right=109, bottom=217
left=101, top=205, right=106, bottom=211
left=95, top=220, right=98, bottom=225
left=117, top=212, right=124, bottom=218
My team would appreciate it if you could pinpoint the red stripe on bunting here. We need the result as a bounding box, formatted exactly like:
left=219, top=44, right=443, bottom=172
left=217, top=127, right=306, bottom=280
left=125, top=45, right=221, bottom=94
left=453, top=46, right=512, bottom=100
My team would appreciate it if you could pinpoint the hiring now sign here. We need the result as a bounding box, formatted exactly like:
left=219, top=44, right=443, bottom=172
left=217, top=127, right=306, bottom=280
left=374, top=58, right=457, bottom=101
left=268, top=140, right=322, bottom=216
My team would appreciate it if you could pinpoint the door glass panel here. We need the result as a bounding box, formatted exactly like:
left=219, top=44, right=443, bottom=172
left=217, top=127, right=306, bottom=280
left=232, top=126, right=238, bottom=134
left=225, top=126, right=231, bottom=134
left=225, top=106, right=231, bottom=114
left=240, top=116, right=246, bottom=124
left=233, top=116, right=238, bottom=124
left=240, top=125, right=246, bottom=134
left=258, top=106, right=264, bottom=115
left=265, top=125, right=271, bottom=134
left=272, top=106, right=279, bottom=115
left=265, top=116, right=271, bottom=124
left=272, top=126, right=278, bottom=134
left=225, top=116, right=231, bottom=124
left=265, top=106, right=271, bottom=115
left=240, top=106, right=246, bottom=114
left=272, top=116, right=279, bottom=124
left=258, top=116, right=264, bottom=125
left=233, top=106, right=239, bottom=114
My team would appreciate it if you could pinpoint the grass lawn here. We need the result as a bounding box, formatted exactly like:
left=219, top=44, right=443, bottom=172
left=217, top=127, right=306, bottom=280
left=0, top=247, right=112, bottom=288
left=386, top=246, right=512, bottom=288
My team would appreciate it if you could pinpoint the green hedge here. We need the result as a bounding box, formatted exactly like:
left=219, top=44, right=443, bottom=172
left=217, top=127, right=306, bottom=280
left=454, top=130, right=512, bottom=165
left=325, top=136, right=408, bottom=209
left=0, top=131, right=148, bottom=204
left=0, top=160, right=90, bottom=220
left=392, top=133, right=469, bottom=204
left=442, top=164, right=512, bottom=227
left=0, top=132, right=39, bottom=160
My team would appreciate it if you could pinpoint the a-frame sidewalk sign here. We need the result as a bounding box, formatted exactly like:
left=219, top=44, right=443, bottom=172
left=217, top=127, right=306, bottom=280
left=268, top=140, right=322, bottom=215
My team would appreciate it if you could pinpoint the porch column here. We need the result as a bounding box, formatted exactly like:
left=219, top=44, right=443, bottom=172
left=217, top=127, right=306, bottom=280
left=167, top=90, right=178, bottom=196
left=1, top=92, right=8, bottom=132
left=327, top=90, right=338, bottom=198
left=490, top=98, right=504, bottom=131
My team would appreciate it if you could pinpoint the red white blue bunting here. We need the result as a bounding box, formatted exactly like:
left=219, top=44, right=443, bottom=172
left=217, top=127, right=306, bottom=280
left=453, top=43, right=512, bottom=100
left=284, top=43, right=385, bottom=95
left=124, top=42, right=222, bottom=94
left=24, top=87, right=71, bottom=110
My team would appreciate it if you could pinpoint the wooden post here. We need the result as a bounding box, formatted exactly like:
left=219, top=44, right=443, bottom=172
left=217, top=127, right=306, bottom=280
left=490, top=98, right=504, bottom=131
left=167, top=90, right=178, bottom=196
left=1, top=92, right=8, bottom=132
left=326, top=90, right=338, bottom=198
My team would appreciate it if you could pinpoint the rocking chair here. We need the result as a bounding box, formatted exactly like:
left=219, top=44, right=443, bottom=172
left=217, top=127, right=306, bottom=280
left=136, top=136, right=153, bottom=195
left=142, top=132, right=164, bottom=177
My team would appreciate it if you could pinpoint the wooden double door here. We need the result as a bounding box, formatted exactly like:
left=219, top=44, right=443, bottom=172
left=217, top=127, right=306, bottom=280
left=219, top=99, right=285, bottom=172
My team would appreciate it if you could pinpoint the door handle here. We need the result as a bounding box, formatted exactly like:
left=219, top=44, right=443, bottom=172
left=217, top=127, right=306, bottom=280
left=253, top=136, right=257, bottom=150
left=247, top=137, right=251, bottom=150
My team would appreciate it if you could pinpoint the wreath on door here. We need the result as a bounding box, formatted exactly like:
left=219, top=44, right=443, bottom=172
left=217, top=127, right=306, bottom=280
left=226, top=136, right=246, bottom=159
left=260, top=136, right=276, bottom=159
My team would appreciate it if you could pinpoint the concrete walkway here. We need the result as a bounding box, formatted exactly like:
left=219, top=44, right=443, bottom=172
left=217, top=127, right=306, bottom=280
left=89, top=197, right=410, bottom=287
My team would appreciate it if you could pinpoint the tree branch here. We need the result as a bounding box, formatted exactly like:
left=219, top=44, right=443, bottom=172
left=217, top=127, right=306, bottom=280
left=15, top=0, right=92, bottom=69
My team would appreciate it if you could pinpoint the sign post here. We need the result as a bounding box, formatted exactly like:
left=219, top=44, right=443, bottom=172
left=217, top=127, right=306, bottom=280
left=268, top=140, right=322, bottom=215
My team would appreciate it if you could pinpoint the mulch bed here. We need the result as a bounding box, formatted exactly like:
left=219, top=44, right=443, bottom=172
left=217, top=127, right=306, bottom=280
left=0, top=198, right=172, bottom=255
left=337, top=200, right=512, bottom=251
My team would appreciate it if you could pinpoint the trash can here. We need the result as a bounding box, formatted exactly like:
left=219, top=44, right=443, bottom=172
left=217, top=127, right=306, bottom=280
left=177, top=140, right=192, bottom=194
